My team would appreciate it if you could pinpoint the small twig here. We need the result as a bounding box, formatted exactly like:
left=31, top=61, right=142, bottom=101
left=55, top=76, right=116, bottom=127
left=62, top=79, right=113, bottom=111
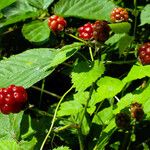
left=31, top=85, right=61, bottom=99
left=40, top=86, right=74, bottom=150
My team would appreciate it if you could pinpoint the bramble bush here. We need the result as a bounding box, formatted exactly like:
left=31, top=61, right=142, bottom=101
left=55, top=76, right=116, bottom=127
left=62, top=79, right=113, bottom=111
left=0, top=0, right=150, bottom=150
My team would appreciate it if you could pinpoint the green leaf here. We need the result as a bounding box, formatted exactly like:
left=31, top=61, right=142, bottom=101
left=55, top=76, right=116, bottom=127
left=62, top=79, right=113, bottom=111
left=114, top=82, right=150, bottom=114
left=105, top=33, right=134, bottom=55
left=22, top=20, right=50, bottom=43
left=122, top=63, right=150, bottom=84
left=27, top=0, right=54, bottom=9
left=53, top=146, right=71, bottom=150
left=92, top=106, right=113, bottom=125
left=89, top=76, right=124, bottom=106
left=0, top=11, right=39, bottom=27
left=140, top=4, right=150, bottom=25
left=109, top=22, right=131, bottom=33
left=94, top=127, right=116, bottom=150
left=57, top=101, right=83, bottom=117
left=0, top=140, right=20, bottom=150
left=0, top=112, right=23, bottom=140
left=71, top=60, right=105, bottom=92
left=0, top=43, right=83, bottom=88
left=0, top=0, right=16, bottom=10
left=54, top=0, right=116, bottom=21
left=19, top=137, right=37, bottom=150
left=0, top=0, right=39, bottom=27
left=81, top=115, right=90, bottom=135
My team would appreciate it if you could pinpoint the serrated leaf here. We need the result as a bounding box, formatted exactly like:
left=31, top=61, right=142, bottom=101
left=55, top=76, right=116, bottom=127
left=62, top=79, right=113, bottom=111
left=0, top=0, right=16, bottom=10
left=71, top=60, right=105, bottom=92
left=0, top=112, right=23, bottom=140
left=19, top=137, right=37, bottom=150
left=81, top=115, right=90, bottom=135
left=0, top=43, right=83, bottom=88
left=106, top=33, right=125, bottom=45
left=0, top=140, right=20, bottom=150
left=114, top=82, right=150, bottom=114
left=22, top=20, right=50, bottom=43
left=53, top=146, right=71, bottom=150
left=106, top=33, right=134, bottom=54
left=54, top=0, right=116, bottom=21
left=140, top=4, right=150, bottom=25
left=89, top=76, right=124, bottom=106
left=0, top=11, right=39, bottom=28
left=122, top=63, right=150, bottom=84
left=57, top=101, right=83, bottom=117
left=92, top=106, right=113, bottom=125
left=109, top=22, right=131, bottom=33
left=0, top=0, right=39, bottom=27
left=27, top=0, right=54, bottom=9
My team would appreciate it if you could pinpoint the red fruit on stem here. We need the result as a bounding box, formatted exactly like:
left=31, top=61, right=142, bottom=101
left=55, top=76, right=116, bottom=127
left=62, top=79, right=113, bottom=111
left=93, top=21, right=111, bottom=42
left=138, top=42, right=150, bottom=65
left=48, top=15, right=67, bottom=31
left=78, top=22, right=94, bottom=40
left=110, top=7, right=129, bottom=23
left=0, top=85, right=28, bottom=114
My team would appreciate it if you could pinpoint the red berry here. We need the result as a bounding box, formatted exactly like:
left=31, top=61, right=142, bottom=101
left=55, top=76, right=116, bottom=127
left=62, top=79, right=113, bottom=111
left=78, top=23, right=94, bottom=40
left=138, top=42, right=150, bottom=65
left=110, top=7, right=129, bottom=23
left=93, top=21, right=110, bottom=42
left=130, top=102, right=144, bottom=121
left=0, top=85, right=28, bottom=114
left=48, top=15, right=67, bottom=31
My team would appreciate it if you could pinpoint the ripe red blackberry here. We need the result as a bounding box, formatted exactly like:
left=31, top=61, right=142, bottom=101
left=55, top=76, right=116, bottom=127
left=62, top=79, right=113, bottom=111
left=130, top=102, right=144, bottom=121
left=138, top=42, right=150, bottom=65
left=93, top=21, right=110, bottom=42
left=48, top=15, right=67, bottom=31
left=0, top=85, right=28, bottom=114
left=78, top=22, right=94, bottom=40
left=110, top=7, right=129, bottom=22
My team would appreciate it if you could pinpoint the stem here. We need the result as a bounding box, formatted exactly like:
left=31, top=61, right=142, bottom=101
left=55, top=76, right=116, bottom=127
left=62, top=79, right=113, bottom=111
left=67, top=33, right=88, bottom=45
left=89, top=47, right=94, bottom=61
left=32, top=85, right=61, bottom=99
left=104, top=60, right=136, bottom=65
left=133, top=0, right=137, bottom=37
left=77, top=84, right=94, bottom=150
left=40, top=86, right=74, bottom=150
left=39, top=79, right=45, bottom=107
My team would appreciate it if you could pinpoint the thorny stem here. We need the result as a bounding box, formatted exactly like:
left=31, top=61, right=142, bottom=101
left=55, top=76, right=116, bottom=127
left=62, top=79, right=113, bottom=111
left=32, top=85, right=61, bottom=99
left=40, top=86, right=74, bottom=150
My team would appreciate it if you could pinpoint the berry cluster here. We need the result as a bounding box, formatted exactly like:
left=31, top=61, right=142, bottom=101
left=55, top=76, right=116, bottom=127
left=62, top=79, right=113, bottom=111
left=130, top=102, right=144, bottom=121
left=48, top=15, right=67, bottom=31
left=93, top=21, right=111, bottom=42
left=115, top=112, right=131, bottom=129
left=78, top=21, right=110, bottom=41
left=78, top=23, right=94, bottom=40
left=138, top=42, right=150, bottom=65
left=0, top=85, right=28, bottom=114
left=110, top=7, right=129, bottom=23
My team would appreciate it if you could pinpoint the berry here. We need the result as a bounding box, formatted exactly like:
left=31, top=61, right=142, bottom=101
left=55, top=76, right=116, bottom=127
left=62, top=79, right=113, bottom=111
left=130, top=102, right=144, bottom=121
left=48, top=15, right=67, bottom=31
left=78, top=23, right=94, bottom=40
left=138, top=42, right=150, bottom=65
left=110, top=7, right=129, bottom=23
left=93, top=21, right=110, bottom=42
left=115, top=112, right=131, bottom=129
left=0, top=85, right=28, bottom=115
